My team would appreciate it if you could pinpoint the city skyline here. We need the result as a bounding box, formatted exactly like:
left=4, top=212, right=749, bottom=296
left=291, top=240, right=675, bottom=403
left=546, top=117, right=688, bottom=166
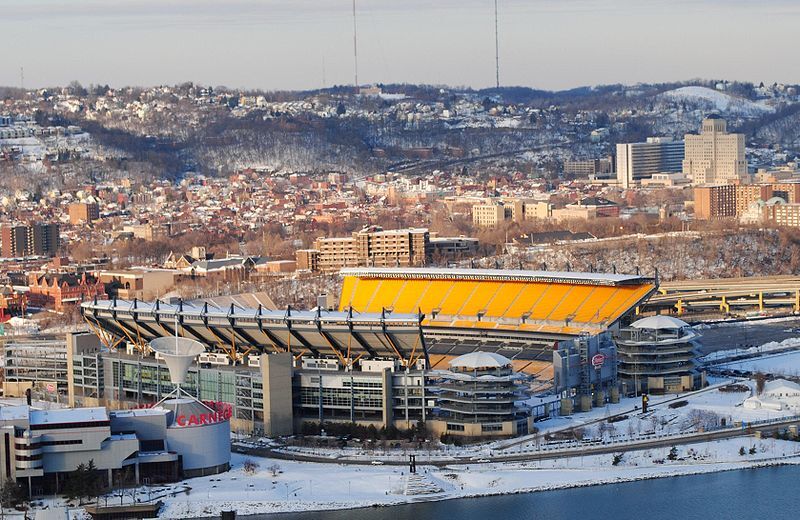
left=2, top=0, right=800, bottom=91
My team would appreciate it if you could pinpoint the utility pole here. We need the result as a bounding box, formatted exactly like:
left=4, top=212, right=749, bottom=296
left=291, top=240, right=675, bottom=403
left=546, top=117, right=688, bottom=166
left=352, top=0, right=359, bottom=88
left=494, top=0, right=500, bottom=88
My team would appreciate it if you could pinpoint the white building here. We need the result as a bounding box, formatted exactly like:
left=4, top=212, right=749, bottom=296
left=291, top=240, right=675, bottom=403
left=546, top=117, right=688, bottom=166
left=683, top=115, right=747, bottom=185
left=744, top=379, right=800, bottom=412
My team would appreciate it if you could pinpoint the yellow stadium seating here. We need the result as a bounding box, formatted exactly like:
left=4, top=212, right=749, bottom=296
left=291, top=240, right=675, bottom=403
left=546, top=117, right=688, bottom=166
left=364, top=279, right=406, bottom=312
left=504, top=284, right=550, bottom=318
left=456, top=281, right=504, bottom=316
left=536, top=284, right=574, bottom=320
left=483, top=282, right=526, bottom=317
left=339, top=272, right=655, bottom=336
left=547, top=285, right=596, bottom=322
left=438, top=282, right=479, bottom=315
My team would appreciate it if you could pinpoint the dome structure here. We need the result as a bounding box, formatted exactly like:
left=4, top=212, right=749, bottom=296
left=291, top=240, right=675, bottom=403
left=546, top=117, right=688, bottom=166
left=630, top=315, right=689, bottom=330
left=449, top=351, right=511, bottom=370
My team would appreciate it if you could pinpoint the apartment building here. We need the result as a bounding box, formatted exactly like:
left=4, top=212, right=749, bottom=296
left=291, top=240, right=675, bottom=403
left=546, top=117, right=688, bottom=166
left=770, top=204, right=800, bottom=228
left=694, top=183, right=800, bottom=220
left=1, top=223, right=60, bottom=258
left=683, top=116, right=747, bottom=185
left=299, top=226, right=429, bottom=272
left=693, top=185, right=737, bottom=220
left=616, top=137, right=685, bottom=189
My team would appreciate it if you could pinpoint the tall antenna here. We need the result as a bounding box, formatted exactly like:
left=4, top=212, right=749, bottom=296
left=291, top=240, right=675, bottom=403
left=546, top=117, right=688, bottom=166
left=494, top=0, right=500, bottom=89
left=322, top=56, right=327, bottom=89
left=20, top=67, right=24, bottom=90
left=352, top=0, right=359, bottom=88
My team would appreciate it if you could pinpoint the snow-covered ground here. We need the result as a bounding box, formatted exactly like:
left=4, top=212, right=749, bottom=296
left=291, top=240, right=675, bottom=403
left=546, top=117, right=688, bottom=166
left=717, top=350, right=800, bottom=378
left=659, top=86, right=774, bottom=117
left=151, top=438, right=800, bottom=518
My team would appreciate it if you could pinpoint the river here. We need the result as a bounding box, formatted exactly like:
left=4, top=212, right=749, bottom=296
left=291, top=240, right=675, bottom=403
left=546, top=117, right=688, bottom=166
left=259, top=464, right=798, bottom=520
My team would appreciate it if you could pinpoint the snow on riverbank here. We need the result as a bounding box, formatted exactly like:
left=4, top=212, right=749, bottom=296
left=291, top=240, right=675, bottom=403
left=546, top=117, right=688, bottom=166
left=154, top=438, right=800, bottom=518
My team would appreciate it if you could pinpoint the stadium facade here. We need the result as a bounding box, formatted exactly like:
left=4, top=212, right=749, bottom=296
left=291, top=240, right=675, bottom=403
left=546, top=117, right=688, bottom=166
left=77, top=267, right=658, bottom=438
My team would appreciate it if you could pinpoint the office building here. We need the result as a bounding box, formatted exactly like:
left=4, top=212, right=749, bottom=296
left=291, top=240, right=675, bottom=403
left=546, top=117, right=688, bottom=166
left=563, top=156, right=614, bottom=178
left=616, top=138, right=685, bottom=188
left=683, top=116, right=747, bottom=185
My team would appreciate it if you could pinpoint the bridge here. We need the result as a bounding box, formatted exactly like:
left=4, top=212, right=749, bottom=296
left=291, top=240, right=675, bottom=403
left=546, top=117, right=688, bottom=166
left=641, top=275, right=800, bottom=315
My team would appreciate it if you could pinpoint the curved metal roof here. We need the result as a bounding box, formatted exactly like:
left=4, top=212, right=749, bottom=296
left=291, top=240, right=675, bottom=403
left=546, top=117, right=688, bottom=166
left=631, top=315, right=689, bottom=330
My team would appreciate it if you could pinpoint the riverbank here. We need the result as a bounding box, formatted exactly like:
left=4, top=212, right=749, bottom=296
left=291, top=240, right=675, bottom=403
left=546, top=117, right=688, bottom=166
left=164, top=437, right=800, bottom=519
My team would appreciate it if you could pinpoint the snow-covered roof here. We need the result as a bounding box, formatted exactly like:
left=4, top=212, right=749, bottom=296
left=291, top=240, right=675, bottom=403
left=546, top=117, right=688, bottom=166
left=30, top=407, right=109, bottom=425
left=0, top=405, right=29, bottom=421
left=449, top=351, right=511, bottom=369
left=763, top=379, right=800, bottom=395
left=631, top=315, right=689, bottom=330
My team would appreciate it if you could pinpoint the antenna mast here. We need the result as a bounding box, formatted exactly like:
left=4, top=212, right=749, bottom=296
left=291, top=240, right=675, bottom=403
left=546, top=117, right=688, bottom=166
left=352, top=0, right=359, bottom=88
left=494, top=0, right=500, bottom=89
left=20, top=67, right=24, bottom=90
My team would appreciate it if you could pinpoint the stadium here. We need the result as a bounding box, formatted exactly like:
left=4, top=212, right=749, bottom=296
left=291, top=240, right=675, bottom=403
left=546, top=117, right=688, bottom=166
left=77, top=267, right=657, bottom=437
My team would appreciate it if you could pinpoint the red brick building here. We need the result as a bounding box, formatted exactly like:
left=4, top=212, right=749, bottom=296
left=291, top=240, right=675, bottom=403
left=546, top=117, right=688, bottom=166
left=27, top=273, right=107, bottom=311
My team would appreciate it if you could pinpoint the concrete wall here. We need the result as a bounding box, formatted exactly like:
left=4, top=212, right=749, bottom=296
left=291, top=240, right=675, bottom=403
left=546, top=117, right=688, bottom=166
left=165, top=420, right=230, bottom=472
left=260, top=353, right=293, bottom=437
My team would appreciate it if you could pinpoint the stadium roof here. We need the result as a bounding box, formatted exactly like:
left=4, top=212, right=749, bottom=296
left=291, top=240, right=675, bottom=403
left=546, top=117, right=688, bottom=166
left=81, top=299, right=427, bottom=366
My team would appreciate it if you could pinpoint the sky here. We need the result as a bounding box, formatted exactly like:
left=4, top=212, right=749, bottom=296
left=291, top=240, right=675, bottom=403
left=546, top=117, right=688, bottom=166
left=1, top=0, right=798, bottom=92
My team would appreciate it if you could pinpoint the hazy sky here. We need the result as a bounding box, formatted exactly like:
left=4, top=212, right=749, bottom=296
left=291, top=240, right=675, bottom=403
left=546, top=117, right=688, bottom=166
left=1, top=0, right=798, bottom=91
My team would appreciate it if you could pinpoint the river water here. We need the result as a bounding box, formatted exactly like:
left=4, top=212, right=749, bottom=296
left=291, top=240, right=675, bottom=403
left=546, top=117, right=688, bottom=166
left=260, top=465, right=798, bottom=520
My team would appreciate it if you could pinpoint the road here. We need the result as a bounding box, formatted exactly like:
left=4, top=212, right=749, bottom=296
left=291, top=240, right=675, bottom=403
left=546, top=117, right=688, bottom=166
left=250, top=417, right=798, bottom=468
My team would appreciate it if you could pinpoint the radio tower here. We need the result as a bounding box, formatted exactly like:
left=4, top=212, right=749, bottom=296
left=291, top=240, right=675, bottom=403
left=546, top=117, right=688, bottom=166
left=352, top=0, right=359, bottom=88
left=494, top=0, right=500, bottom=88
left=20, top=67, right=24, bottom=90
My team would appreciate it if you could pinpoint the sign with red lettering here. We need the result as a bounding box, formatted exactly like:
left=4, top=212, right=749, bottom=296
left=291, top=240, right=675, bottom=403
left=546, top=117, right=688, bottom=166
left=591, top=353, right=605, bottom=368
left=175, top=401, right=232, bottom=428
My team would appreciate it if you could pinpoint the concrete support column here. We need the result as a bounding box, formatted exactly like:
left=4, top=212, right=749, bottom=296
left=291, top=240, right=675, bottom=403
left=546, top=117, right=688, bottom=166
left=381, top=368, right=393, bottom=429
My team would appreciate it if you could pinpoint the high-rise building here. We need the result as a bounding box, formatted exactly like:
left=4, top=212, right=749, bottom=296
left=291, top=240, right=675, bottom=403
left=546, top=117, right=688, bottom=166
left=1, top=223, right=60, bottom=258
left=1, top=225, right=28, bottom=258
left=616, top=137, right=685, bottom=189
left=693, top=185, right=738, bottom=220
left=683, top=115, right=747, bottom=185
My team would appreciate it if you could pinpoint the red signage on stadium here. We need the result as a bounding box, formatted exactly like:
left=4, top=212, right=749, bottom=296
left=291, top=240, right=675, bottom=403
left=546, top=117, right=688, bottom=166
left=175, top=401, right=232, bottom=427
left=132, top=400, right=232, bottom=427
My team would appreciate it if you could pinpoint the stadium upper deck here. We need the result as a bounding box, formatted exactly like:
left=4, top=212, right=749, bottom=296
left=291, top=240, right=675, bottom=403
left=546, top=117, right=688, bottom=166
left=339, top=267, right=657, bottom=337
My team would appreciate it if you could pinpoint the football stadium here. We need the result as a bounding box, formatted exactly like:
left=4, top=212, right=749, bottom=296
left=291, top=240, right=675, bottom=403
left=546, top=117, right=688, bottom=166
left=77, top=267, right=657, bottom=438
